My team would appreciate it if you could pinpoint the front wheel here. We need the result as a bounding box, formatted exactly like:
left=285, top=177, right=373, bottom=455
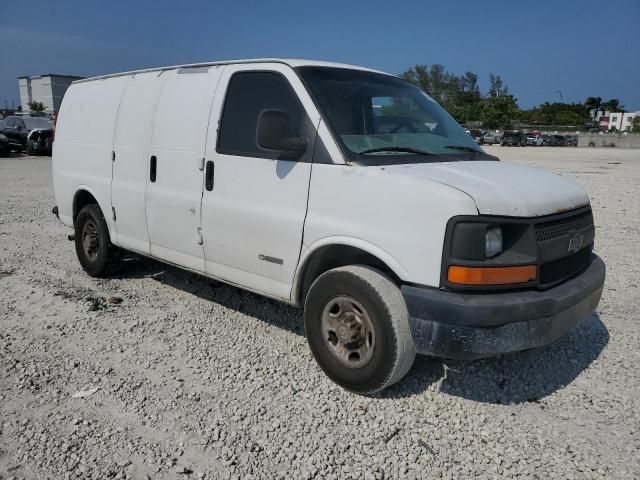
left=74, top=204, right=121, bottom=277
left=304, top=265, right=415, bottom=395
left=25, top=140, right=35, bottom=156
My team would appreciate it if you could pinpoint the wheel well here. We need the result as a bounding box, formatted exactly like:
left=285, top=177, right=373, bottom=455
left=297, top=244, right=400, bottom=306
left=73, top=190, right=98, bottom=223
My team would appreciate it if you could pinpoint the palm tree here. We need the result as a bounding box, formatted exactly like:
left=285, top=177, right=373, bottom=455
left=584, top=96, right=602, bottom=119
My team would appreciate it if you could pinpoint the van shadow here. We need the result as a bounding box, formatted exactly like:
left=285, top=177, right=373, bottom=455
left=118, top=255, right=305, bottom=337
left=119, top=256, right=608, bottom=404
left=382, top=313, right=609, bottom=404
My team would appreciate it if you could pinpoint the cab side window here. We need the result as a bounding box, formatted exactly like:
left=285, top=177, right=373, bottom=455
left=6, top=118, right=15, bottom=128
left=217, top=72, right=304, bottom=158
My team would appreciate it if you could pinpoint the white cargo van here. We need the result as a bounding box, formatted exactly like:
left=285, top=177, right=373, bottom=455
left=52, top=59, right=605, bottom=394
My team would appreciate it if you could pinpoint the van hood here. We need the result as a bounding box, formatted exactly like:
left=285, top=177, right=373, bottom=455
left=384, top=160, right=589, bottom=217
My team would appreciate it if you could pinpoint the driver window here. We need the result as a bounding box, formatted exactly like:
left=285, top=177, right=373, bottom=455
left=217, top=71, right=305, bottom=159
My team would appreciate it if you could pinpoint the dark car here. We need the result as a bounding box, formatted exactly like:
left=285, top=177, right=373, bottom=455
left=501, top=130, right=527, bottom=147
left=467, top=129, right=485, bottom=145
left=1, top=115, right=54, bottom=155
left=552, top=135, right=566, bottom=146
left=26, top=128, right=54, bottom=155
left=0, top=133, right=11, bottom=157
left=564, top=135, right=578, bottom=147
left=541, top=134, right=564, bottom=146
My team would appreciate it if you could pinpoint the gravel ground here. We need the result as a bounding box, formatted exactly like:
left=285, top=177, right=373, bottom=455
left=1, top=147, right=639, bottom=479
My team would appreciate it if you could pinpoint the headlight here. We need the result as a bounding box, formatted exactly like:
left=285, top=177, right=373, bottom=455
left=485, top=227, right=503, bottom=258
left=0, top=133, right=7, bottom=141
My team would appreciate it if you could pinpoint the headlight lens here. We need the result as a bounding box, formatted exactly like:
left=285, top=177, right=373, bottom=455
left=0, top=133, right=7, bottom=141
left=485, top=227, right=503, bottom=258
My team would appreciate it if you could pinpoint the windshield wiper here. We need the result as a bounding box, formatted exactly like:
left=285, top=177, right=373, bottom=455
left=444, top=145, right=483, bottom=153
left=358, top=146, right=436, bottom=156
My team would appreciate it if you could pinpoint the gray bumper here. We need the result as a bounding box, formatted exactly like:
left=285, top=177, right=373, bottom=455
left=401, top=255, right=605, bottom=360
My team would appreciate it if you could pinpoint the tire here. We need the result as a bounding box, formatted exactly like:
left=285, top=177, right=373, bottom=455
left=25, top=139, right=35, bottom=156
left=74, top=204, right=121, bottom=277
left=304, top=265, right=415, bottom=395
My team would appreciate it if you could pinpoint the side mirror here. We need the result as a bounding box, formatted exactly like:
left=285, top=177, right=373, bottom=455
left=256, top=109, right=307, bottom=155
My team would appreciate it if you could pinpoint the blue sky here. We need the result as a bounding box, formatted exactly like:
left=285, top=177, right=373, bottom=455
left=1, top=0, right=638, bottom=110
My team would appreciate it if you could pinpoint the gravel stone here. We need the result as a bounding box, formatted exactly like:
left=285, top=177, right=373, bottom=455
left=0, top=149, right=639, bottom=478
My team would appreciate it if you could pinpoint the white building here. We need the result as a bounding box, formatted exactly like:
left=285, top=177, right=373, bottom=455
left=18, top=74, right=84, bottom=114
left=602, top=111, right=639, bottom=132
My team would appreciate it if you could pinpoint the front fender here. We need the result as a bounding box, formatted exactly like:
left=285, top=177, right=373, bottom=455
left=291, top=236, right=410, bottom=304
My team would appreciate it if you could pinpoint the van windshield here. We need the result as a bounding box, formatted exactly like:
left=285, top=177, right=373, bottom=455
left=296, top=66, right=489, bottom=165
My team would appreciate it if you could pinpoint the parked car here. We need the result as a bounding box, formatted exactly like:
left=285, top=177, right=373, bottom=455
left=552, top=134, right=566, bottom=146
left=0, top=133, right=11, bottom=157
left=467, top=129, right=484, bottom=145
left=26, top=128, right=54, bottom=155
left=482, top=131, right=502, bottom=145
left=1, top=115, right=54, bottom=155
left=565, top=135, right=578, bottom=147
left=52, top=59, right=605, bottom=394
left=526, top=133, right=543, bottom=146
left=501, top=130, right=527, bottom=146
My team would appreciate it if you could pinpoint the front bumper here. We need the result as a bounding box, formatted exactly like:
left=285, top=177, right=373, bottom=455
left=401, top=255, right=605, bottom=360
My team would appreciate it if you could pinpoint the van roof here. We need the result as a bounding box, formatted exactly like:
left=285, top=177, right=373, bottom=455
left=73, top=59, right=388, bottom=84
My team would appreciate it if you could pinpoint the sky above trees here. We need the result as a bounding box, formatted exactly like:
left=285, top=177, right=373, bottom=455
left=1, top=0, right=638, bottom=111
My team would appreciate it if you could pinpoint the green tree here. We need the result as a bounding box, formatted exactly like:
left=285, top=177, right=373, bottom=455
left=521, top=102, right=589, bottom=126
left=488, top=74, right=509, bottom=98
left=28, top=101, right=46, bottom=114
left=584, top=96, right=602, bottom=115
left=480, top=95, right=519, bottom=129
left=400, top=64, right=484, bottom=123
left=600, top=98, right=624, bottom=113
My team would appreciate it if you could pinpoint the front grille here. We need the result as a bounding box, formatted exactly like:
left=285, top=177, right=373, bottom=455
left=535, top=209, right=593, bottom=242
left=539, top=247, right=592, bottom=285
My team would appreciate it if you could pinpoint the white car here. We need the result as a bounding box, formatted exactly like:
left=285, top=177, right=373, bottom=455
left=52, top=59, right=605, bottom=394
left=526, top=133, right=544, bottom=146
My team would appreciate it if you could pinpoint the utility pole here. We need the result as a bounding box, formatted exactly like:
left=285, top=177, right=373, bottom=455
left=555, top=90, right=564, bottom=102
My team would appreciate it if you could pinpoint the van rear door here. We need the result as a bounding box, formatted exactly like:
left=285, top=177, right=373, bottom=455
left=146, top=67, right=222, bottom=272
left=201, top=64, right=320, bottom=299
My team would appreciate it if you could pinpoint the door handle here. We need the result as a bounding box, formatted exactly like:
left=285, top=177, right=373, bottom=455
left=205, top=160, right=214, bottom=191
left=150, top=155, right=157, bottom=182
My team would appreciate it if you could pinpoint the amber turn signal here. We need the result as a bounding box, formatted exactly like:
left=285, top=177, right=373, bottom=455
left=448, top=265, right=537, bottom=285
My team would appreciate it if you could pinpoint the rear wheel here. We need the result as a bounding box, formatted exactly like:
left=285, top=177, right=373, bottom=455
left=304, top=265, right=415, bottom=395
left=74, top=204, right=121, bottom=277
